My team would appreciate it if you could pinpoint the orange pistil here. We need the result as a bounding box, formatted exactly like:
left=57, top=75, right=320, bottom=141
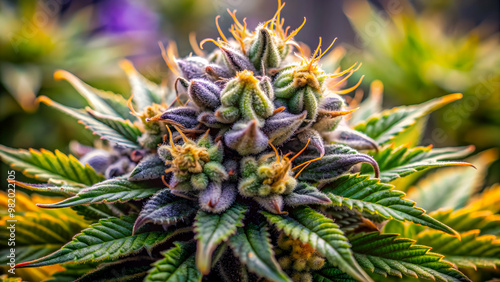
left=163, top=126, right=210, bottom=175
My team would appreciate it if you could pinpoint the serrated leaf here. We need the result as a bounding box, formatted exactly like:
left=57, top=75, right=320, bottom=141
left=406, top=149, right=496, bottom=211
left=262, top=207, right=372, bottom=282
left=16, top=215, right=174, bottom=268
left=0, top=145, right=103, bottom=187
left=294, top=144, right=379, bottom=182
left=38, top=96, right=142, bottom=148
left=0, top=192, right=88, bottom=265
left=353, top=94, right=462, bottom=145
left=13, top=180, right=80, bottom=195
left=75, top=256, right=155, bottom=282
left=349, top=232, right=471, bottom=281
left=194, top=204, right=246, bottom=274
left=129, top=154, right=166, bottom=181
left=428, top=208, right=500, bottom=236
left=313, top=263, right=357, bottom=282
left=87, top=108, right=142, bottom=143
left=228, top=222, right=291, bottom=282
left=361, top=144, right=474, bottom=183
left=145, top=241, right=202, bottom=282
left=322, top=174, right=458, bottom=236
left=37, top=178, right=161, bottom=208
left=416, top=230, right=500, bottom=270
left=44, top=264, right=96, bottom=282
left=120, top=59, right=165, bottom=110
left=54, top=70, right=134, bottom=120
left=133, top=189, right=197, bottom=232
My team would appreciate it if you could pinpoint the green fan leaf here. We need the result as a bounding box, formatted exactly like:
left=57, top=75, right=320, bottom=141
left=133, top=189, right=198, bottom=233
left=37, top=178, right=161, bottom=208
left=38, top=96, right=142, bottom=149
left=194, top=204, right=247, bottom=274
left=145, top=241, right=202, bottom=282
left=416, top=230, right=500, bottom=270
left=428, top=208, right=500, bottom=235
left=313, top=263, right=357, bottom=282
left=361, top=144, right=474, bottom=183
left=54, top=70, right=134, bottom=120
left=406, top=149, right=496, bottom=212
left=228, top=222, right=291, bottom=282
left=75, top=256, right=155, bottom=282
left=0, top=208, right=88, bottom=265
left=349, top=232, right=471, bottom=281
left=262, top=207, right=372, bottom=282
left=16, top=215, right=175, bottom=268
left=44, top=264, right=96, bottom=282
left=322, top=174, right=458, bottom=236
left=353, top=94, right=462, bottom=145
left=13, top=180, right=81, bottom=195
left=0, top=145, right=103, bottom=187
left=120, top=59, right=165, bottom=110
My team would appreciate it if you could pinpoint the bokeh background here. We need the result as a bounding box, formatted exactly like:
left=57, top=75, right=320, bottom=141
left=0, top=0, right=499, bottom=192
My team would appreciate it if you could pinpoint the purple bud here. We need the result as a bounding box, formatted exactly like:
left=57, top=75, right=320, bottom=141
left=224, top=120, right=269, bottom=155
left=176, top=56, right=209, bottom=80
left=283, top=184, right=331, bottom=207
left=263, top=111, right=307, bottom=145
left=105, top=157, right=132, bottom=178
left=153, top=106, right=199, bottom=129
left=205, top=64, right=232, bottom=80
left=219, top=45, right=257, bottom=73
left=189, top=79, right=221, bottom=110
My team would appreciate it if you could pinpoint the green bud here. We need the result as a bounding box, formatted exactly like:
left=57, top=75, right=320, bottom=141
left=248, top=28, right=282, bottom=71
left=216, top=70, right=274, bottom=125
left=191, top=172, right=209, bottom=190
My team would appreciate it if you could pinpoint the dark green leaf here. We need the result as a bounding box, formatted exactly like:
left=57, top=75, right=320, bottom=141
left=75, top=256, right=155, bottom=282
left=37, top=178, right=161, bottom=208
left=262, top=207, right=372, bottom=282
left=313, top=263, right=357, bottom=282
left=145, top=241, right=202, bottom=282
left=194, top=204, right=247, bottom=274
left=16, top=215, right=175, bottom=268
left=350, top=232, right=470, bottom=281
left=361, top=144, right=473, bottom=183
left=129, top=154, right=166, bottom=181
left=228, top=222, right=291, bottom=282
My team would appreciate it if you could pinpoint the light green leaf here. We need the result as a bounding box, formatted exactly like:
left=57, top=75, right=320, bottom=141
left=0, top=145, right=103, bottom=187
left=194, top=204, right=247, bottom=274
left=262, top=207, right=372, bottom=282
left=38, top=96, right=142, bottom=149
left=361, top=144, right=474, bottom=183
left=349, top=232, right=470, bottom=281
left=55, top=70, right=133, bottom=120
left=416, top=230, right=500, bottom=270
left=145, top=241, right=202, bottom=282
left=353, top=94, right=462, bottom=145
left=406, top=149, right=496, bottom=211
left=228, top=222, right=291, bottom=282
left=16, top=215, right=174, bottom=268
left=37, top=178, right=161, bottom=208
left=428, top=208, right=500, bottom=236
left=120, top=59, right=165, bottom=110
left=322, top=174, right=458, bottom=236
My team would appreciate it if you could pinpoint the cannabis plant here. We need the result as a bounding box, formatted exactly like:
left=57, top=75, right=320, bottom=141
left=1, top=2, right=498, bottom=281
